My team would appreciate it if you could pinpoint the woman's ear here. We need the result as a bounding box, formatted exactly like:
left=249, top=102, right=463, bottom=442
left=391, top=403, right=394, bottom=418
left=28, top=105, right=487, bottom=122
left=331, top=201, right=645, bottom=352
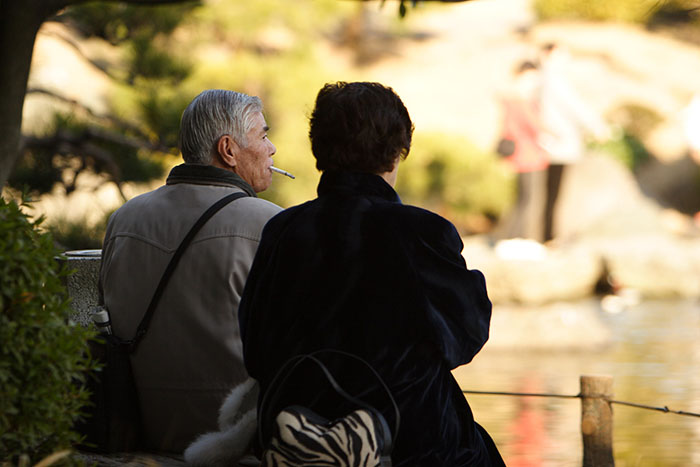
left=216, top=134, right=239, bottom=168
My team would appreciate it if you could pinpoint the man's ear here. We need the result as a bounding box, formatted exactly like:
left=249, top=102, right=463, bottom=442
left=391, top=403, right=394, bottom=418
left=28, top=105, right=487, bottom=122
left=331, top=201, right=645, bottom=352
left=216, top=134, right=240, bottom=168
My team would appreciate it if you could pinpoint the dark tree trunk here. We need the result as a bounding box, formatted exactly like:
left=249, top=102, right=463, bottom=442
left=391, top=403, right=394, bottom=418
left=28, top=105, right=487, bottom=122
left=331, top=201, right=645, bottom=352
left=0, top=0, right=56, bottom=189
left=0, top=0, right=191, bottom=189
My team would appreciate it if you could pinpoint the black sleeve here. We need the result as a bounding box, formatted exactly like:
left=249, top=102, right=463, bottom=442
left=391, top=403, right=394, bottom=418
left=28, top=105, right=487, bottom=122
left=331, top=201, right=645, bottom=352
left=397, top=208, right=492, bottom=369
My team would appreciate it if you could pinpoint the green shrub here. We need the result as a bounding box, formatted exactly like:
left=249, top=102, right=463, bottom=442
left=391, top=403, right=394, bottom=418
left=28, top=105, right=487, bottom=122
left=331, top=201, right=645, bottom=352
left=535, top=0, right=700, bottom=28
left=46, top=213, right=112, bottom=251
left=396, top=131, right=515, bottom=232
left=590, top=131, right=651, bottom=170
left=590, top=103, right=659, bottom=170
left=534, top=0, right=659, bottom=23
left=0, top=196, right=96, bottom=464
left=606, top=103, right=663, bottom=141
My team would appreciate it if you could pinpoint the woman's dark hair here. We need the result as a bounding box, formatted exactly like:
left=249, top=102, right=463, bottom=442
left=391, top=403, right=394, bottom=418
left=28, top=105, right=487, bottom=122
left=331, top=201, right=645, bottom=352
left=309, top=81, right=414, bottom=174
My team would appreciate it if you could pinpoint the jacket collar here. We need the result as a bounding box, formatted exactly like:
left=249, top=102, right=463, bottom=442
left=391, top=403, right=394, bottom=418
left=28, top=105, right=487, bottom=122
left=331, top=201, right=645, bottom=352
left=317, top=170, right=400, bottom=203
left=166, top=163, right=257, bottom=197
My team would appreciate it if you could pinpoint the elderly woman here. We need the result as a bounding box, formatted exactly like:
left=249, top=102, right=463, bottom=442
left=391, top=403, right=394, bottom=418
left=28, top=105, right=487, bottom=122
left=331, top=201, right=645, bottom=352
left=239, top=82, right=504, bottom=466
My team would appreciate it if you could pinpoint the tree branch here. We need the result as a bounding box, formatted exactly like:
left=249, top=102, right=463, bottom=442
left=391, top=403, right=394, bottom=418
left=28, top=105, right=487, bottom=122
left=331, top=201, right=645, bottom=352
left=22, top=130, right=131, bottom=201
left=78, top=140, right=128, bottom=201
left=25, top=87, right=173, bottom=153
left=37, top=28, right=123, bottom=82
left=23, top=125, right=171, bottom=156
left=85, top=126, right=172, bottom=153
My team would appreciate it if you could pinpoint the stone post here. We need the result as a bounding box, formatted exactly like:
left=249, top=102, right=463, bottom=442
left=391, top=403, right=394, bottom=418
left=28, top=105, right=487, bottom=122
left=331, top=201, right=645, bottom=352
left=58, top=249, right=102, bottom=327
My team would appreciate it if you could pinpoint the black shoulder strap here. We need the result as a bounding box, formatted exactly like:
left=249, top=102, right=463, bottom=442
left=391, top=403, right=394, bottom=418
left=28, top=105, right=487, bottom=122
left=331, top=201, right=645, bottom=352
left=126, top=191, right=247, bottom=352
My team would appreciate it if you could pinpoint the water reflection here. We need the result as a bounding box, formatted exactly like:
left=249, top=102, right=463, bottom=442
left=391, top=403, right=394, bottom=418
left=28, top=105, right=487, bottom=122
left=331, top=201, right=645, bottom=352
left=454, top=299, right=700, bottom=466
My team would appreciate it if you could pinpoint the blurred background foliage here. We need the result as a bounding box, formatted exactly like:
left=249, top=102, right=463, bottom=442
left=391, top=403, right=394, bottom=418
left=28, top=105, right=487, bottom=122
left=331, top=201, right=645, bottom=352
left=46, top=212, right=113, bottom=251
left=535, top=0, right=661, bottom=23
left=535, top=0, right=700, bottom=26
left=535, top=0, right=700, bottom=44
left=397, top=132, right=515, bottom=231
left=589, top=103, right=662, bottom=171
left=12, top=2, right=197, bottom=209
left=16, top=0, right=517, bottom=249
left=12, top=0, right=700, bottom=249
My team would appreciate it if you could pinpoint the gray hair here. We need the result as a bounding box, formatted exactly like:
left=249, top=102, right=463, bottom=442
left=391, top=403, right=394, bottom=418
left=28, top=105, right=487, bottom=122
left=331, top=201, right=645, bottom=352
left=179, top=89, right=263, bottom=164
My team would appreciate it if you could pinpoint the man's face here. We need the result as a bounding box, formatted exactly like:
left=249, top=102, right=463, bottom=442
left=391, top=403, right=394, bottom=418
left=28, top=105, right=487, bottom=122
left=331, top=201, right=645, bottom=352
left=235, top=111, right=276, bottom=193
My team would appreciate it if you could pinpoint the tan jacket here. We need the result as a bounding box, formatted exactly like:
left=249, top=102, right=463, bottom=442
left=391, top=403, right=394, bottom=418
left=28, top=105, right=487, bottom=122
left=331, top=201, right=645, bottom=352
left=99, top=164, right=281, bottom=453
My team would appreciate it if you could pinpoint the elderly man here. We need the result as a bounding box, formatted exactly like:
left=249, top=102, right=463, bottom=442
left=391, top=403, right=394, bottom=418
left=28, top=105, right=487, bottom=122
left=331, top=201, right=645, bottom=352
left=98, top=89, right=281, bottom=453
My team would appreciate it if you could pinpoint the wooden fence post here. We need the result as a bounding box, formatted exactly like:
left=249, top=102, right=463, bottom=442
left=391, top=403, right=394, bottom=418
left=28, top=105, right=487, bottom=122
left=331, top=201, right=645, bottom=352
left=580, top=375, right=614, bottom=466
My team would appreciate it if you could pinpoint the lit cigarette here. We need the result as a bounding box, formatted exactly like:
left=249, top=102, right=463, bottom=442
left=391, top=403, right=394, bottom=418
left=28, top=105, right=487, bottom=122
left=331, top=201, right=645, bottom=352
left=270, top=166, right=295, bottom=179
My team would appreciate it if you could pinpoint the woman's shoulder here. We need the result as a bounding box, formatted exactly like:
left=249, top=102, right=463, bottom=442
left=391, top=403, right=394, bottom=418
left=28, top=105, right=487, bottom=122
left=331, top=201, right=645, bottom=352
left=264, top=196, right=460, bottom=245
left=375, top=202, right=461, bottom=243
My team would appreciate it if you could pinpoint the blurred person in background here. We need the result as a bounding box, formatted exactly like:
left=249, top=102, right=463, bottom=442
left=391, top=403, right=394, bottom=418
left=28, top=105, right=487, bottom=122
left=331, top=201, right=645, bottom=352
left=494, top=60, right=548, bottom=242
left=539, top=42, right=610, bottom=241
left=684, top=92, right=700, bottom=164
left=239, top=81, right=505, bottom=466
left=683, top=92, right=700, bottom=226
left=99, top=89, right=281, bottom=453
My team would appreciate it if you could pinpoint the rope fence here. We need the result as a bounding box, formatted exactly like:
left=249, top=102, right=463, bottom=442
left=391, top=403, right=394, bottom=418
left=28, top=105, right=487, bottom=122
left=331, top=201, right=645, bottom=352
left=462, top=389, right=580, bottom=400
left=461, top=389, right=700, bottom=418
left=607, top=399, right=700, bottom=418
left=461, top=375, right=699, bottom=467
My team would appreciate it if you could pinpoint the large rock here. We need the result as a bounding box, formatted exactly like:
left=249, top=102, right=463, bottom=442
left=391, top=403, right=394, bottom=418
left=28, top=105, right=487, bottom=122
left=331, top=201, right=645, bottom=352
left=553, top=153, right=700, bottom=299
left=463, top=153, right=700, bottom=302
left=553, top=153, right=664, bottom=240
left=585, top=234, right=700, bottom=299
left=463, top=237, right=603, bottom=305
left=636, top=155, right=700, bottom=215
left=466, top=229, right=700, bottom=304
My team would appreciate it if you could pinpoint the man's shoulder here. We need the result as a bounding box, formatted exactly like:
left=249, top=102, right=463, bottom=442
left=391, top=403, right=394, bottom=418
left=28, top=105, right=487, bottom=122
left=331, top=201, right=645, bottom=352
left=107, top=186, right=163, bottom=224
left=108, top=186, right=281, bottom=238
left=230, top=196, right=282, bottom=227
left=237, top=196, right=282, bottom=214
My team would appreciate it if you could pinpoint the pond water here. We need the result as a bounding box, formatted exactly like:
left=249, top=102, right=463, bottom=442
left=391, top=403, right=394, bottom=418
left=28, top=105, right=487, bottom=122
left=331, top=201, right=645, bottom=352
left=453, top=299, right=700, bottom=467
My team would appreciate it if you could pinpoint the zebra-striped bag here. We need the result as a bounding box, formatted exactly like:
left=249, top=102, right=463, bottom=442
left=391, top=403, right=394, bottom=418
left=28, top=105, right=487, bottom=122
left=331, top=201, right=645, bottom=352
left=258, top=351, right=399, bottom=467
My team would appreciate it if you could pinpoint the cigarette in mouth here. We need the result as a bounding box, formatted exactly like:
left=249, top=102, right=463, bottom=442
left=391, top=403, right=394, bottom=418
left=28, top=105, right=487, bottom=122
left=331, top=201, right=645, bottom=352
left=270, top=166, right=295, bottom=179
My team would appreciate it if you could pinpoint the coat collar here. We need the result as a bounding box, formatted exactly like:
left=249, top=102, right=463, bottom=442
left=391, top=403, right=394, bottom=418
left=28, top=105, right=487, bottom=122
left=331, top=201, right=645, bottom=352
left=166, top=163, right=257, bottom=197
left=317, top=170, right=401, bottom=203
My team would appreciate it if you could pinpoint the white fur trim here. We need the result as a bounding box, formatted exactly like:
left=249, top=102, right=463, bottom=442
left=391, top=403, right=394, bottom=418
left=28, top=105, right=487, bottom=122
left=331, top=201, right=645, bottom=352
left=218, top=378, right=258, bottom=429
left=184, top=408, right=257, bottom=467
